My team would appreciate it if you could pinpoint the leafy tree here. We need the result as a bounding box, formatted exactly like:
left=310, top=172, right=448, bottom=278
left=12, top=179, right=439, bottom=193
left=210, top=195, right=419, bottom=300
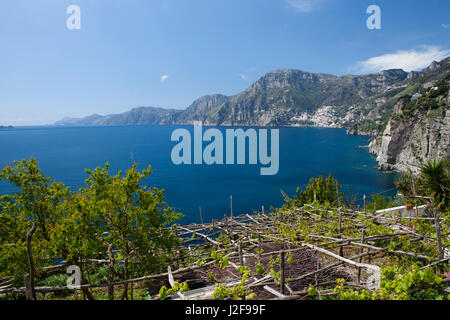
left=48, top=191, right=107, bottom=299
left=52, top=163, right=183, bottom=298
left=1, top=159, right=182, bottom=299
left=0, top=158, right=70, bottom=286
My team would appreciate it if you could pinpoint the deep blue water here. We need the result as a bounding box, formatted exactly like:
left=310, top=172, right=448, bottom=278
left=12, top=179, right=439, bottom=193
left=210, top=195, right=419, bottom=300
left=0, top=125, right=398, bottom=223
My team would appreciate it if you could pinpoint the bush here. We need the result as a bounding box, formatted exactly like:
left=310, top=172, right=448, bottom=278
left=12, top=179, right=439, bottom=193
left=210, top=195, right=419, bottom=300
left=282, top=174, right=343, bottom=208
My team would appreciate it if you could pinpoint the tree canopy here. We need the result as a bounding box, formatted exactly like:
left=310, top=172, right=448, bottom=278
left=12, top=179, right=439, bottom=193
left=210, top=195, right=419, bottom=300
left=0, top=158, right=181, bottom=296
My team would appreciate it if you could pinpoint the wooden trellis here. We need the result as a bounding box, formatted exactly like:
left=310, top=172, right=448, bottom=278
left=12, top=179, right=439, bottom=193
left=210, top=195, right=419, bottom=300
left=0, top=202, right=448, bottom=300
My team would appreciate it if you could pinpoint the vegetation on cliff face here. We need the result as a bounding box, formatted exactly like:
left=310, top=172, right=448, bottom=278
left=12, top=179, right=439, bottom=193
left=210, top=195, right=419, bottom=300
left=394, top=76, right=449, bottom=120
left=349, top=59, right=450, bottom=135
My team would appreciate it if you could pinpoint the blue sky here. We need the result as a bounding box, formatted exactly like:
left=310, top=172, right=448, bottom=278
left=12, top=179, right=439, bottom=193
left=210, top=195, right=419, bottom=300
left=0, top=0, right=449, bottom=125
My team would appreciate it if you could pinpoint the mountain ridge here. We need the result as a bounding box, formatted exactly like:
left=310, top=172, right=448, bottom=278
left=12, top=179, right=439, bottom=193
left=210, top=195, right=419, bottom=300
left=54, top=57, right=450, bottom=173
left=55, top=66, right=415, bottom=127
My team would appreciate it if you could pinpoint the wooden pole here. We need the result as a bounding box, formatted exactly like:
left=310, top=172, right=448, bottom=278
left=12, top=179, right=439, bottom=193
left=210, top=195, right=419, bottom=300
left=315, top=262, right=319, bottom=286
left=357, top=229, right=366, bottom=284
left=130, top=282, right=134, bottom=300
left=107, top=243, right=115, bottom=300
left=24, top=274, right=34, bottom=301
left=25, top=223, right=37, bottom=300
left=280, top=251, right=286, bottom=295
left=230, top=195, right=233, bottom=219
left=336, top=186, right=340, bottom=206
left=199, top=206, right=204, bottom=225
left=411, top=177, right=420, bottom=217
left=338, top=210, right=343, bottom=257
left=262, top=205, right=265, bottom=215
left=239, top=243, right=244, bottom=266
left=314, top=193, right=317, bottom=215
left=363, top=194, right=366, bottom=213
left=434, top=208, right=444, bottom=259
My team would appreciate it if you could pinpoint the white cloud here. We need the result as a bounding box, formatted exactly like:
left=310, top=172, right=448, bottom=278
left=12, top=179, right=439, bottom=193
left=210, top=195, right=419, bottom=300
left=239, top=68, right=257, bottom=81
left=442, top=24, right=450, bottom=28
left=285, top=0, right=324, bottom=13
left=354, top=46, right=450, bottom=73
left=160, top=75, right=169, bottom=83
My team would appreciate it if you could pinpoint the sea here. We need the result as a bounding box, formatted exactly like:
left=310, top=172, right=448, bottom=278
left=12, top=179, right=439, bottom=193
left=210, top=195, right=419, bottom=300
left=0, top=125, right=399, bottom=223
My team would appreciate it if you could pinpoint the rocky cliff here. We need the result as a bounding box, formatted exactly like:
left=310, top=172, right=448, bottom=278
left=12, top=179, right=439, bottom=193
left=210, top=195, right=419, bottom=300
left=369, top=76, right=450, bottom=173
